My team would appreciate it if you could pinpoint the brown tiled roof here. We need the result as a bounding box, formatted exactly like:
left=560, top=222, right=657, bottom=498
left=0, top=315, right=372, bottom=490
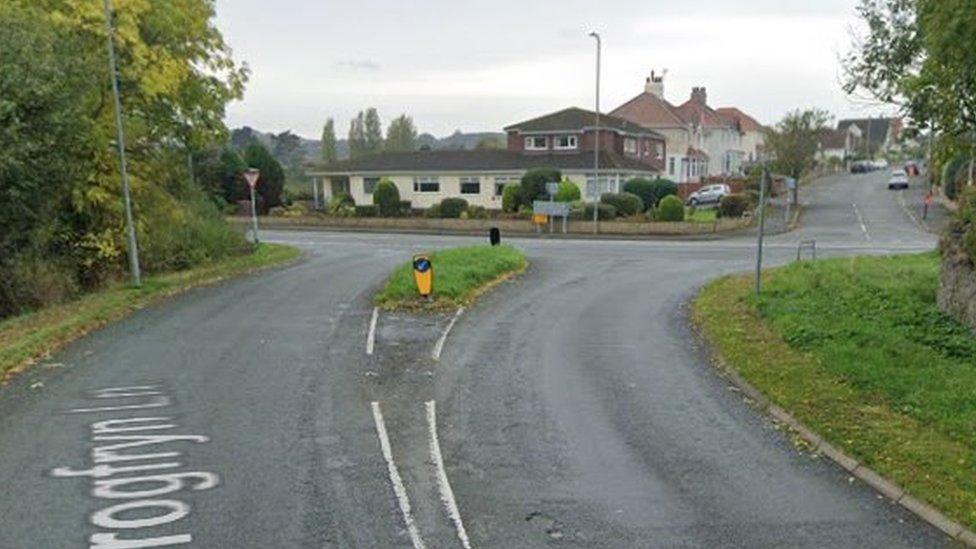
left=673, top=100, right=733, bottom=129
left=818, top=129, right=849, bottom=150
left=716, top=107, right=764, bottom=132
left=610, top=92, right=687, bottom=128
left=310, top=149, right=662, bottom=174
left=504, top=107, right=663, bottom=138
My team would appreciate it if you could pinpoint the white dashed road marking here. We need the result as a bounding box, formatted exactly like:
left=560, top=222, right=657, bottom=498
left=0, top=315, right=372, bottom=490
left=852, top=203, right=871, bottom=241
left=426, top=401, right=472, bottom=549
left=371, top=402, right=427, bottom=549
left=366, top=307, right=379, bottom=356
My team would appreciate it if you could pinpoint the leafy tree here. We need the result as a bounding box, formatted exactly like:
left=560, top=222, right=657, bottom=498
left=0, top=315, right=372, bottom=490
left=271, top=131, right=304, bottom=172
left=321, top=118, right=337, bottom=164
left=364, top=107, right=384, bottom=154
left=475, top=136, right=505, bottom=150
left=372, top=178, right=401, bottom=216
left=231, top=127, right=260, bottom=150
left=554, top=180, right=581, bottom=202
left=520, top=168, right=562, bottom=208
left=385, top=114, right=417, bottom=152
left=244, top=141, right=285, bottom=211
left=765, top=109, right=832, bottom=179
left=624, top=178, right=677, bottom=210
left=502, top=184, right=520, bottom=213
left=348, top=112, right=367, bottom=159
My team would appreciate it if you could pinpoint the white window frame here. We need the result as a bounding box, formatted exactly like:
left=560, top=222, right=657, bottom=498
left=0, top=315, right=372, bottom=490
left=525, top=136, right=548, bottom=151
left=623, top=138, right=638, bottom=155
left=413, top=176, right=440, bottom=193
left=553, top=135, right=578, bottom=150
left=494, top=176, right=516, bottom=197
left=460, top=176, right=481, bottom=195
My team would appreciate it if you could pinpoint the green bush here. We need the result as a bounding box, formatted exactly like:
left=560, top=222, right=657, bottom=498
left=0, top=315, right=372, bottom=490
left=467, top=205, right=489, bottom=219
left=502, top=184, right=521, bottom=213
left=600, top=192, right=644, bottom=217
left=554, top=179, right=581, bottom=202
left=398, top=201, right=413, bottom=216
left=372, top=178, right=401, bottom=216
left=520, top=168, right=562, bottom=207
left=424, top=204, right=442, bottom=218
left=583, top=203, right=618, bottom=221
left=355, top=205, right=379, bottom=217
left=624, top=177, right=677, bottom=210
left=657, top=195, right=685, bottom=222
left=439, top=198, right=469, bottom=219
left=718, top=194, right=751, bottom=218
left=0, top=254, right=79, bottom=318
left=328, top=192, right=355, bottom=214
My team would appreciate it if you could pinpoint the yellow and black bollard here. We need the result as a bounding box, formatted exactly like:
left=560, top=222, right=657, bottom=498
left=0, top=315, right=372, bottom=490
left=413, top=254, right=433, bottom=299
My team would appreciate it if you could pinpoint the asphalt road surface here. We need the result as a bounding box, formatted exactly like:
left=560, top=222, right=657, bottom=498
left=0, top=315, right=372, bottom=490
left=0, top=171, right=950, bottom=548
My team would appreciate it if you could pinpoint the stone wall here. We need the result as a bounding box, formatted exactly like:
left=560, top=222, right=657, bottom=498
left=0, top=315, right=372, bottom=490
left=938, top=228, right=976, bottom=333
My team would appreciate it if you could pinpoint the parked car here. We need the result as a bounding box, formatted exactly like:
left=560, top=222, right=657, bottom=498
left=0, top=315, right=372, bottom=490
left=888, top=171, right=909, bottom=190
left=686, top=184, right=731, bottom=206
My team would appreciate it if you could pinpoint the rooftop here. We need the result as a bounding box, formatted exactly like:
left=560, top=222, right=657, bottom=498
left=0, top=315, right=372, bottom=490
left=504, top=107, right=663, bottom=138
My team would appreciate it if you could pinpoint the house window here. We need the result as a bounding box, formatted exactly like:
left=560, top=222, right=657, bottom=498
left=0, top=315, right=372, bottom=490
left=668, top=157, right=675, bottom=175
left=494, top=176, right=516, bottom=196
left=624, top=138, right=638, bottom=155
left=525, top=136, right=547, bottom=150
left=554, top=135, right=578, bottom=150
left=655, top=143, right=664, bottom=158
left=413, top=176, right=440, bottom=193
left=363, top=177, right=380, bottom=194
left=460, top=176, right=481, bottom=195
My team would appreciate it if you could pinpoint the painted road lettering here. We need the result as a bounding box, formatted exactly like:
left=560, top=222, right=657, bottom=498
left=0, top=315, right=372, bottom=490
left=52, top=386, right=218, bottom=548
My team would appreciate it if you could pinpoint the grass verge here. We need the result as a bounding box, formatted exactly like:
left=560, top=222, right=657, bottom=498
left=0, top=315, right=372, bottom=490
left=375, top=245, right=527, bottom=310
left=692, top=252, right=976, bottom=530
left=686, top=208, right=718, bottom=223
left=0, top=243, right=301, bottom=381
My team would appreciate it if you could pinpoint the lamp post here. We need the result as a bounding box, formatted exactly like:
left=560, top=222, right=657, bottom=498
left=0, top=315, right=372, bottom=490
left=244, top=168, right=261, bottom=244
left=755, top=156, right=769, bottom=296
left=102, top=0, right=141, bottom=287
left=589, top=31, right=601, bottom=234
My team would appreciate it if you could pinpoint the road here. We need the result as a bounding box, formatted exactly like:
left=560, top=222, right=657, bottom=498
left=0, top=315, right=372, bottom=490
left=0, top=171, right=948, bottom=548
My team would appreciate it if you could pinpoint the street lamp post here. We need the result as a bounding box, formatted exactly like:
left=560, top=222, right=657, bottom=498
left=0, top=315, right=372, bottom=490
left=244, top=168, right=261, bottom=244
left=589, top=31, right=601, bottom=234
left=102, top=0, right=141, bottom=287
left=755, top=158, right=769, bottom=296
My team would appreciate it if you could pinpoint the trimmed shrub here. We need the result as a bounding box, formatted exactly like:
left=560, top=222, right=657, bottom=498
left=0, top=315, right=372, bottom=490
left=600, top=192, right=644, bottom=217
left=554, top=179, right=581, bottom=202
left=424, top=204, right=442, bottom=218
left=398, top=201, right=413, bottom=216
left=502, top=184, right=520, bottom=213
left=438, top=197, right=469, bottom=219
left=583, top=203, right=618, bottom=221
left=355, top=205, right=379, bottom=217
left=467, top=205, right=489, bottom=219
left=624, top=177, right=677, bottom=210
left=372, top=178, right=401, bottom=216
left=718, top=194, right=751, bottom=218
left=657, top=195, right=685, bottom=222
left=520, top=168, right=562, bottom=207
left=328, top=192, right=355, bottom=214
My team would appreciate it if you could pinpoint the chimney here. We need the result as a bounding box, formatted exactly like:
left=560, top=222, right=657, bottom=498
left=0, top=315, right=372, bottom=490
left=691, top=87, right=707, bottom=105
left=644, top=70, right=665, bottom=99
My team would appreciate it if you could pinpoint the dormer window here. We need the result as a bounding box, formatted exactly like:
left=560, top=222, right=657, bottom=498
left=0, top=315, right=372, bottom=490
left=525, top=136, right=548, bottom=150
left=554, top=135, right=578, bottom=150
left=624, top=138, right=638, bottom=156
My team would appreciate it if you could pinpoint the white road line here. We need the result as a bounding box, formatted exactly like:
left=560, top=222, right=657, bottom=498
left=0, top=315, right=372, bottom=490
left=371, top=402, right=427, bottom=549
left=366, top=307, right=379, bottom=356
left=894, top=190, right=928, bottom=233
left=852, top=203, right=872, bottom=241
left=425, top=401, right=472, bottom=549
left=432, top=308, right=464, bottom=361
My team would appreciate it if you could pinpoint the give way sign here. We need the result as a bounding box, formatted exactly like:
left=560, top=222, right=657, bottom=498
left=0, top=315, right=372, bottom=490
left=244, top=168, right=260, bottom=189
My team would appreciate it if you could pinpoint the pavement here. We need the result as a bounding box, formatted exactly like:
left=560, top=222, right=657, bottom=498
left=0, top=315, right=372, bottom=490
left=0, top=171, right=952, bottom=548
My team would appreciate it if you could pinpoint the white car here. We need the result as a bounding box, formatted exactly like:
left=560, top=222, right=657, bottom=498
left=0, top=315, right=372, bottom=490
left=686, top=184, right=731, bottom=206
left=888, top=171, right=909, bottom=190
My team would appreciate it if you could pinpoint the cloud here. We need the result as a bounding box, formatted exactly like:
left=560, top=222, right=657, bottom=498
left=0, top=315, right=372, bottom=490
left=335, top=59, right=380, bottom=71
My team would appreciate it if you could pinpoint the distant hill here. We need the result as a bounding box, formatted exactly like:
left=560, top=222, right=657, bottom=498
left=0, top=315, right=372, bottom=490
left=230, top=126, right=506, bottom=164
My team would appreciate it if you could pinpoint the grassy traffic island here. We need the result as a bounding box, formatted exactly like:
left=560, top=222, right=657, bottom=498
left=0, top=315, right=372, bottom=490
left=0, top=243, right=300, bottom=381
left=693, top=253, right=976, bottom=533
left=375, top=245, right=527, bottom=311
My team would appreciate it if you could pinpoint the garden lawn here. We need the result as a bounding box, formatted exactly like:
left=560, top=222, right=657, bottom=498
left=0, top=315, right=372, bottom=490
left=0, top=243, right=300, bottom=380
left=693, top=252, right=976, bottom=530
left=375, top=245, right=526, bottom=310
left=686, top=208, right=718, bottom=223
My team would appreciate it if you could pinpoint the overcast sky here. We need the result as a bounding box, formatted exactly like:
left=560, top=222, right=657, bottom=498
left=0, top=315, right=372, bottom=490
left=215, top=0, right=897, bottom=140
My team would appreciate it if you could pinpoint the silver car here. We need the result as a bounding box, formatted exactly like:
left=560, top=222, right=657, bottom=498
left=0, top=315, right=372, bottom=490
left=686, top=184, right=731, bottom=206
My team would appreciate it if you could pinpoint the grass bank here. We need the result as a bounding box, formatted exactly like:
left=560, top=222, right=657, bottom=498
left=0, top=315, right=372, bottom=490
left=375, top=245, right=526, bottom=310
left=0, top=243, right=300, bottom=380
left=693, top=253, right=976, bottom=530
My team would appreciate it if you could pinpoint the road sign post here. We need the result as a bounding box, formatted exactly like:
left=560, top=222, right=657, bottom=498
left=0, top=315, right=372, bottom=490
left=244, top=168, right=261, bottom=244
left=413, top=255, right=433, bottom=299
left=755, top=163, right=768, bottom=296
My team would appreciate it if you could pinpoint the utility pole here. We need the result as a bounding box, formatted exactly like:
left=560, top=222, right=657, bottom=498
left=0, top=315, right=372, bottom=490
left=102, top=0, right=141, bottom=287
left=755, top=159, right=768, bottom=296
left=589, top=31, right=601, bottom=234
